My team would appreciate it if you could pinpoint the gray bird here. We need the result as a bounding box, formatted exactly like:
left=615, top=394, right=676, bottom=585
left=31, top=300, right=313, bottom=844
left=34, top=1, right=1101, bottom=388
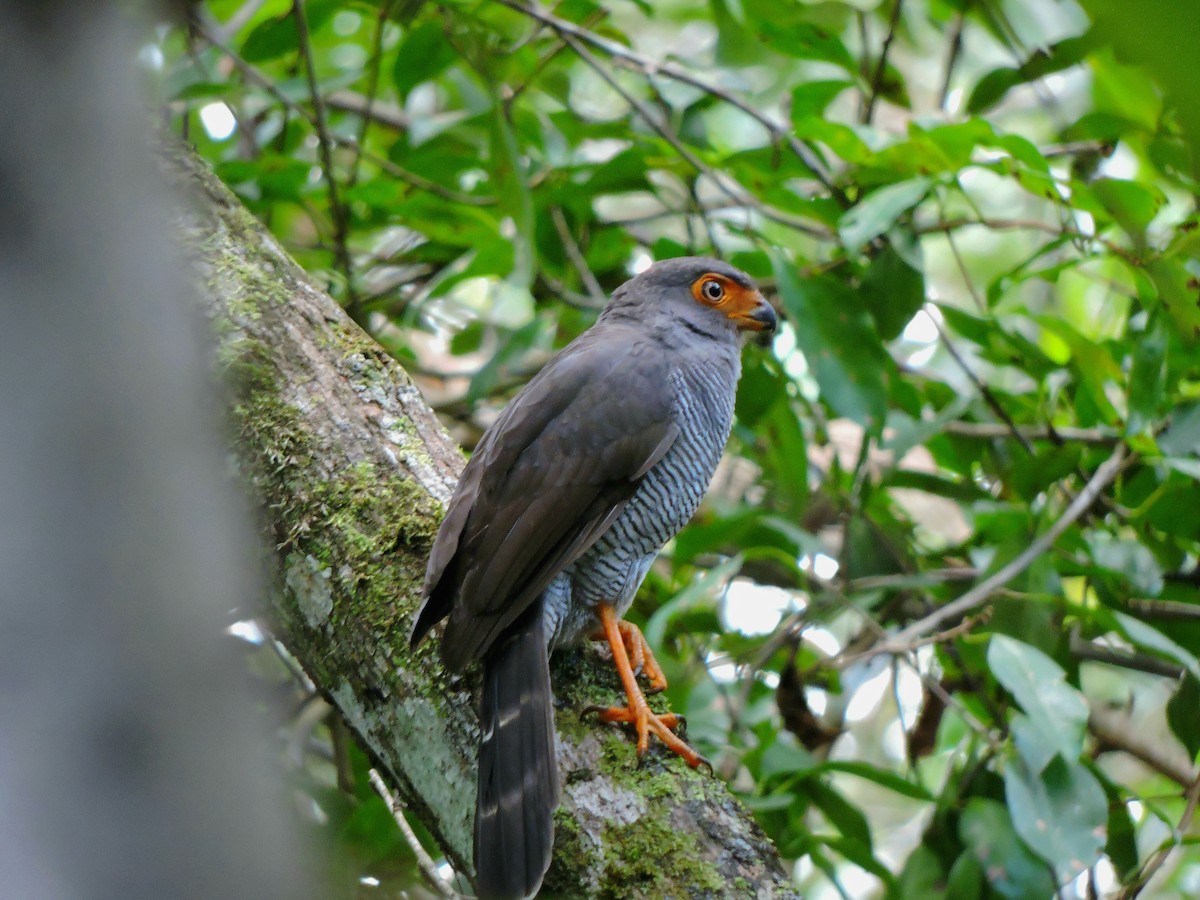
left=410, top=256, right=777, bottom=899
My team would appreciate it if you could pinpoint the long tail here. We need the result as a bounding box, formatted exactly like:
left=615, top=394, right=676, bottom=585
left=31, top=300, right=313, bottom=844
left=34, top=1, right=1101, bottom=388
left=474, top=610, right=558, bottom=899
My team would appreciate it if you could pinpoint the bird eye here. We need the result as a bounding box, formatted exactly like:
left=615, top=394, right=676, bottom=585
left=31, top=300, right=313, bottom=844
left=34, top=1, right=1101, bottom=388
left=701, top=279, right=724, bottom=302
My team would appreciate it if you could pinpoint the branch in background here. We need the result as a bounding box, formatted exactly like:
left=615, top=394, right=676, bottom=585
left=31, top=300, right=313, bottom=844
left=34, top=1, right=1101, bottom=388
left=836, top=608, right=993, bottom=669
left=1070, top=631, right=1185, bottom=680
left=550, top=207, right=606, bottom=308
left=346, top=2, right=393, bottom=191
left=928, top=309, right=1036, bottom=456
left=326, top=90, right=410, bottom=130
left=1116, top=777, right=1200, bottom=900
left=916, top=215, right=1138, bottom=264
left=1041, top=140, right=1115, bottom=159
left=884, top=444, right=1129, bottom=649
left=291, top=0, right=359, bottom=315
left=492, top=0, right=850, bottom=208
left=1125, top=598, right=1200, bottom=621
left=368, top=769, right=458, bottom=899
left=943, top=421, right=1121, bottom=445
left=1088, top=705, right=1196, bottom=788
left=938, top=12, right=965, bottom=111
left=862, top=0, right=903, bottom=125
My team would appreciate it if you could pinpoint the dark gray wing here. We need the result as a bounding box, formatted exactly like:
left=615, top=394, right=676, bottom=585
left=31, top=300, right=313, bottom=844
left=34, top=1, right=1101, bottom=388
left=410, top=326, right=677, bottom=671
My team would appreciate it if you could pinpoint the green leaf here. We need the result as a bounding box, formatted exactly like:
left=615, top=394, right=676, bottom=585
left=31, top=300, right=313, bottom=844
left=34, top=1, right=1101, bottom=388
left=988, top=635, right=1088, bottom=770
left=791, top=118, right=874, bottom=165
left=1158, top=403, right=1200, bottom=456
left=1167, top=673, right=1200, bottom=760
left=1097, top=772, right=1139, bottom=880
left=773, top=258, right=891, bottom=434
left=814, top=760, right=934, bottom=801
left=754, top=22, right=855, bottom=71
left=967, top=36, right=1092, bottom=114
left=644, top=555, right=743, bottom=649
left=393, top=20, right=459, bottom=98
left=1128, top=316, right=1168, bottom=436
left=898, top=846, right=948, bottom=900
left=839, top=178, right=931, bottom=255
left=883, top=469, right=991, bottom=503
left=1089, top=177, right=1167, bottom=238
left=1088, top=535, right=1163, bottom=595
left=944, top=852, right=984, bottom=900
left=1003, top=756, right=1107, bottom=881
left=803, top=778, right=872, bottom=849
left=959, top=798, right=1058, bottom=899
left=790, top=80, right=854, bottom=119
left=859, top=239, right=926, bottom=341
left=759, top=737, right=816, bottom=780
left=1112, top=611, right=1200, bottom=680
left=241, top=1, right=339, bottom=63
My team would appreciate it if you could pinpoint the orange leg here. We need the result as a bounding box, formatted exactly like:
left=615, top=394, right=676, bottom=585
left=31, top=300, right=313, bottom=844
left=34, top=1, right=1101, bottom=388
left=589, top=618, right=667, bottom=693
left=585, top=603, right=711, bottom=772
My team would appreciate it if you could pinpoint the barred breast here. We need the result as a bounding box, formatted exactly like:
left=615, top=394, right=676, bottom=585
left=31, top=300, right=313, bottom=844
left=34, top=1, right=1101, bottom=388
left=545, top=354, right=739, bottom=649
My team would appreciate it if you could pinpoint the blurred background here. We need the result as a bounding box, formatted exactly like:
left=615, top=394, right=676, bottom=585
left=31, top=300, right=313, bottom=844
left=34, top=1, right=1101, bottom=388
left=21, top=0, right=1194, bottom=897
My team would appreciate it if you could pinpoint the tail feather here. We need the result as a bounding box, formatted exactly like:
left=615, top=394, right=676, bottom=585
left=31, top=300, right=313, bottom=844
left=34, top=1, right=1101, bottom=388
left=475, top=611, right=558, bottom=899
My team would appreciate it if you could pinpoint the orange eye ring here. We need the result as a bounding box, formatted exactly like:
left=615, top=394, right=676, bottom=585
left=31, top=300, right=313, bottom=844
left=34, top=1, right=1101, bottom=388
left=691, top=273, right=730, bottom=306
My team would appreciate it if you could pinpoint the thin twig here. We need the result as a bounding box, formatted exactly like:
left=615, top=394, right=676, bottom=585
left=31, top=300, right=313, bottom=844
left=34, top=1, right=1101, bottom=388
left=943, top=421, right=1120, bottom=445
left=367, top=768, right=459, bottom=899
left=1116, top=776, right=1200, bottom=899
left=346, top=1, right=393, bottom=190
left=837, top=609, right=991, bottom=669
left=550, top=207, right=606, bottom=307
left=916, top=215, right=1137, bottom=264
left=929, top=310, right=1036, bottom=456
left=1125, top=598, right=1200, bottom=621
left=903, top=657, right=1004, bottom=752
left=862, top=0, right=903, bottom=125
left=1070, top=635, right=1184, bottom=680
left=884, top=444, right=1129, bottom=649
left=845, top=568, right=980, bottom=592
left=938, top=12, right=964, bottom=111
left=326, top=90, right=410, bottom=129
left=507, top=7, right=606, bottom=106
left=936, top=192, right=987, bottom=312
left=292, top=0, right=359, bottom=312
left=1041, top=139, right=1113, bottom=159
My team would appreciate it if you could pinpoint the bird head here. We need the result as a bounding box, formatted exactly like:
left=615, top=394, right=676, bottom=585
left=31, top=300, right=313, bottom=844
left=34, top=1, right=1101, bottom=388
left=604, top=256, right=778, bottom=340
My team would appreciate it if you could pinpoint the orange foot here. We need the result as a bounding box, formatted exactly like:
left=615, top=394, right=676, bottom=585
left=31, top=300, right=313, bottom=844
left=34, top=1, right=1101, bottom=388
left=584, top=603, right=712, bottom=772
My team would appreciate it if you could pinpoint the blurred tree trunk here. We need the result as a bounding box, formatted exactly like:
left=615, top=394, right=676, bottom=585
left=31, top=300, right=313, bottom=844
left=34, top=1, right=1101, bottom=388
left=0, top=5, right=311, bottom=899
left=164, top=141, right=796, bottom=897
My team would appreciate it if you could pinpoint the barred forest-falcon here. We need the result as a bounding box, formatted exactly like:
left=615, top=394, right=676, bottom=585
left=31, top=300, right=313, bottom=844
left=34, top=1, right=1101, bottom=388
left=410, top=256, right=777, bottom=899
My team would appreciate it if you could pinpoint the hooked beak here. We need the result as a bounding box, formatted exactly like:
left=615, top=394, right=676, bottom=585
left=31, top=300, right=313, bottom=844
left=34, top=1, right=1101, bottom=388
left=731, top=292, right=778, bottom=334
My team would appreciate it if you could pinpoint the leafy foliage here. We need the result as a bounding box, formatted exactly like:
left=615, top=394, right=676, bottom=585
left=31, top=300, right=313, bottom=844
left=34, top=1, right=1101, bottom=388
left=160, top=0, right=1200, bottom=896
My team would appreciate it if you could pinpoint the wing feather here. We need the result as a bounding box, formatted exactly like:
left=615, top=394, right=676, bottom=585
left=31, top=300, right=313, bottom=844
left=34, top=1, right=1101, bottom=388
left=410, top=326, right=677, bottom=670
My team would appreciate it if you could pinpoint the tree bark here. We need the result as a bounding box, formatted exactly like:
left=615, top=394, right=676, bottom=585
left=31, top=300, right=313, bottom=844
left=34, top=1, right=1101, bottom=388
left=163, top=141, right=795, bottom=898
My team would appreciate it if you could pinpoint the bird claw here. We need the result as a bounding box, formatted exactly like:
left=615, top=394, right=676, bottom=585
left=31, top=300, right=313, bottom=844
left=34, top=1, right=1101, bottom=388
left=584, top=702, right=709, bottom=771
left=588, top=604, right=708, bottom=772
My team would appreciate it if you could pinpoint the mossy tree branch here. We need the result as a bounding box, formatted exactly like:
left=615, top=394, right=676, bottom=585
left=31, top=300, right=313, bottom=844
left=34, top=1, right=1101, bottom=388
left=162, top=141, right=794, bottom=898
